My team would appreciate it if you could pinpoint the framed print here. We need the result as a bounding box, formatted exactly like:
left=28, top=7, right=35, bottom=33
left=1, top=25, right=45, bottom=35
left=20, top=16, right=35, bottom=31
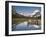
left=5, top=1, right=45, bottom=36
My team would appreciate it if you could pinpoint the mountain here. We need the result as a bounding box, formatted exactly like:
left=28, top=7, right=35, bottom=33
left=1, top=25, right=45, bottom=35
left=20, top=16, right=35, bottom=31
left=33, top=11, right=41, bottom=17
left=12, top=12, right=27, bottom=18
left=31, top=10, right=41, bottom=17
left=12, top=10, right=41, bottom=18
left=17, top=10, right=41, bottom=17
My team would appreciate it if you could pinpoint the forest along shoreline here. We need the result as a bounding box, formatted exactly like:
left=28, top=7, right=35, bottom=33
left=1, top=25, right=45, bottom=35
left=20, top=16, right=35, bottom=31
left=12, top=18, right=41, bottom=25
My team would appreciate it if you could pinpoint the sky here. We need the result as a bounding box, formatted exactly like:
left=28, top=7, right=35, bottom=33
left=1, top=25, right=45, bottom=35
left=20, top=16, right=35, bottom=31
left=12, top=6, right=41, bottom=16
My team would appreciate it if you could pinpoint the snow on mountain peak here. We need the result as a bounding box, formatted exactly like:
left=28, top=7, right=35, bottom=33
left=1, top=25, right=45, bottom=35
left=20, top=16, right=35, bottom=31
left=31, top=10, right=40, bottom=16
left=18, top=10, right=40, bottom=17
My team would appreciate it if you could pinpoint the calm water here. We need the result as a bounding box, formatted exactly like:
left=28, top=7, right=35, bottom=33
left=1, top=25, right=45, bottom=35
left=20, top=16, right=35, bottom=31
left=12, top=21, right=41, bottom=31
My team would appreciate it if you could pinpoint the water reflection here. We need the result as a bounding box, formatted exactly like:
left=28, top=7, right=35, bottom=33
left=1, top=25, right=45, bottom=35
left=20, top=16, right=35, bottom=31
left=12, top=21, right=41, bottom=31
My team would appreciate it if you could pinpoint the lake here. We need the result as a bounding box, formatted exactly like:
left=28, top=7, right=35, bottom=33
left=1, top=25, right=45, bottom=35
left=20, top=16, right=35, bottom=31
left=12, top=21, right=41, bottom=31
